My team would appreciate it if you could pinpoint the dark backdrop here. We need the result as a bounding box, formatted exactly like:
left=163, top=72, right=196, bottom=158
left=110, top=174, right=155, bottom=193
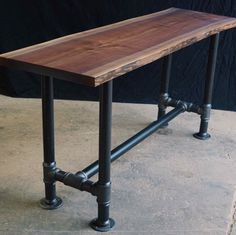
left=1, top=0, right=236, bottom=111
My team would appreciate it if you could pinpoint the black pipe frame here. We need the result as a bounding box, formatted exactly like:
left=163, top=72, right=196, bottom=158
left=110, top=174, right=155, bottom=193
left=194, top=33, right=220, bottom=140
left=40, top=33, right=220, bottom=232
left=158, top=54, right=173, bottom=121
left=40, top=76, right=63, bottom=210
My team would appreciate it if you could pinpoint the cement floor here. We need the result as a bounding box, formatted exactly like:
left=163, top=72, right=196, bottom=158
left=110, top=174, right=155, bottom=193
left=0, top=95, right=236, bottom=235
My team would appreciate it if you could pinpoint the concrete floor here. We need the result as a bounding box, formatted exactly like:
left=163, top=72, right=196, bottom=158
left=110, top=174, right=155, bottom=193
left=0, top=95, right=236, bottom=235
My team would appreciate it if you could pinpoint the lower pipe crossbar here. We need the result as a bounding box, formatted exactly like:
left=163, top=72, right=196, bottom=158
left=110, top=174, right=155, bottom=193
left=46, top=105, right=186, bottom=194
left=82, top=105, right=186, bottom=179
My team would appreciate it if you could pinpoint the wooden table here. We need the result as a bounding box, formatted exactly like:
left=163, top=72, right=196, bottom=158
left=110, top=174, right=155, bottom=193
left=1, top=8, right=236, bottom=232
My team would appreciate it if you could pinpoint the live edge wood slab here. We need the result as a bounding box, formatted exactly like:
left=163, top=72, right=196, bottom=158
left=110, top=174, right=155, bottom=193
left=1, top=8, right=236, bottom=87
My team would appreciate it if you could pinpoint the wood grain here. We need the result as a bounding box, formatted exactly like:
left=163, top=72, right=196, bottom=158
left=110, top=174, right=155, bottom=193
left=0, top=8, right=236, bottom=87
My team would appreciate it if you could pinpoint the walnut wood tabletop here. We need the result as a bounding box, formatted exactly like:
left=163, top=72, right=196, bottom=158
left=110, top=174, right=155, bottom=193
left=1, top=8, right=236, bottom=87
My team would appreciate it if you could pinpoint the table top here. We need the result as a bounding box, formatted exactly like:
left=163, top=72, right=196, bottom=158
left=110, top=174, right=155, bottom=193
left=1, top=8, right=236, bottom=87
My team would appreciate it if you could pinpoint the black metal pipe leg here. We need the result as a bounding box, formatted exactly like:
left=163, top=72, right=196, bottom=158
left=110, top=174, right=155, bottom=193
left=90, top=81, right=115, bottom=232
left=194, top=33, right=220, bottom=140
left=40, top=76, right=63, bottom=209
left=158, top=54, right=172, bottom=127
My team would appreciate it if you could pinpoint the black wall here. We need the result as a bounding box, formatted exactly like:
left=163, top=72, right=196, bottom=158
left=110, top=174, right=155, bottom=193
left=1, top=1, right=236, bottom=111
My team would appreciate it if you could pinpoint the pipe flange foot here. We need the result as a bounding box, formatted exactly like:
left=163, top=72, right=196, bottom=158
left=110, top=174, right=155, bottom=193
left=90, top=218, right=115, bottom=232
left=39, top=196, right=63, bottom=210
left=193, top=132, right=211, bottom=140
